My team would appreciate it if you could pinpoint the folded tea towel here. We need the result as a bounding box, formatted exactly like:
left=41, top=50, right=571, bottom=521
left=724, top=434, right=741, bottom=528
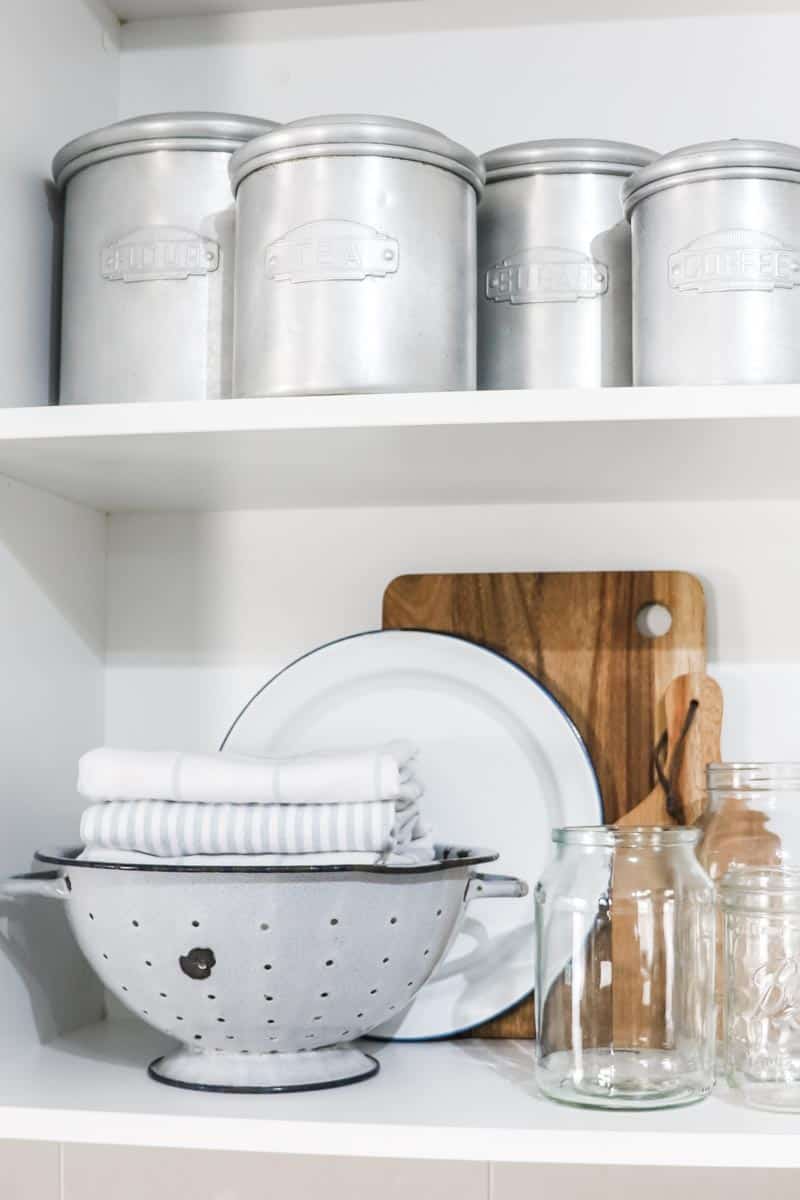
left=78, top=833, right=437, bottom=868
left=80, top=797, right=427, bottom=858
left=78, top=744, right=422, bottom=806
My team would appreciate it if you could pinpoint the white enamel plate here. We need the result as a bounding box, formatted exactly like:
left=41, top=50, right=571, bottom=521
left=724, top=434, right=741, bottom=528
left=221, top=630, right=602, bottom=1039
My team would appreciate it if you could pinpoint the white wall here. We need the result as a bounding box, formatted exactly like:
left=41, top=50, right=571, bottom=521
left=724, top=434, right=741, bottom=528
left=119, top=7, right=800, bottom=154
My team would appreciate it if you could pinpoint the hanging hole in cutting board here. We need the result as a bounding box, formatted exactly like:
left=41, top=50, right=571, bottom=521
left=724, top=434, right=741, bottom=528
left=636, top=603, right=673, bottom=639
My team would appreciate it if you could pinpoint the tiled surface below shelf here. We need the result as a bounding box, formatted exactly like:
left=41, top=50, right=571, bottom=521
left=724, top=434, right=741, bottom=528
left=493, top=1164, right=800, bottom=1199
left=0, top=1141, right=59, bottom=1198
left=61, top=1147, right=487, bottom=1200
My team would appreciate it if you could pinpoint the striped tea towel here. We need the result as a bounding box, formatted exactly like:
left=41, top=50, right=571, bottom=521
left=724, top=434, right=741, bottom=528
left=78, top=835, right=437, bottom=868
left=78, top=743, right=422, bottom=806
left=80, top=798, right=426, bottom=858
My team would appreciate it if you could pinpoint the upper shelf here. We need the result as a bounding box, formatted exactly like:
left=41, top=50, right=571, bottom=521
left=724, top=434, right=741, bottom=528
left=110, top=0, right=800, bottom=23
left=2, top=1020, right=800, bottom=1165
left=0, top=386, right=797, bottom=513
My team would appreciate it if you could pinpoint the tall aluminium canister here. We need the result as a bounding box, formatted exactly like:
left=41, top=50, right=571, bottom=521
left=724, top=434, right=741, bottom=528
left=53, top=112, right=277, bottom=405
left=623, top=139, right=800, bottom=385
left=229, top=115, right=484, bottom=397
left=478, top=140, right=657, bottom=389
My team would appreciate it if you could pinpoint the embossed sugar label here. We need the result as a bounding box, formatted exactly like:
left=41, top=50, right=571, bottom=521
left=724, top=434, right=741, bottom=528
left=485, top=247, right=608, bottom=304
left=669, top=229, right=800, bottom=293
left=265, top=220, right=399, bottom=284
left=101, top=227, right=220, bottom=283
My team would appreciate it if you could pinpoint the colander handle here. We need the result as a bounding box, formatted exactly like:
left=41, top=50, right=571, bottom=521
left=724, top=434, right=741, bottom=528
left=465, top=872, right=528, bottom=903
left=0, top=871, right=69, bottom=900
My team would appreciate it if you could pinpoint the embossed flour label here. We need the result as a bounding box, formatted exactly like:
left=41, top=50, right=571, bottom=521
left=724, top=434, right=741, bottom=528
left=101, top=227, right=220, bottom=283
left=266, top=220, right=399, bottom=284
left=669, top=229, right=800, bottom=293
left=485, top=247, right=608, bottom=304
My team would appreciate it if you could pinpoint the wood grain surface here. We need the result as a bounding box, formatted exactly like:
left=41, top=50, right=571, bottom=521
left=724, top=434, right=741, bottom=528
left=383, top=570, right=707, bottom=1038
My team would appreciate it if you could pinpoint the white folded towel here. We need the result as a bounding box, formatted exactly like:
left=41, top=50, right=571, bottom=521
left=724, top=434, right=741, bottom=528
left=78, top=836, right=437, bottom=868
left=80, top=797, right=427, bottom=858
left=78, top=744, right=421, bottom=806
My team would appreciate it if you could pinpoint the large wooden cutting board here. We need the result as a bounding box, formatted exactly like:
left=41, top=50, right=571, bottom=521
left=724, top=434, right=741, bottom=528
left=382, top=570, right=706, bottom=1037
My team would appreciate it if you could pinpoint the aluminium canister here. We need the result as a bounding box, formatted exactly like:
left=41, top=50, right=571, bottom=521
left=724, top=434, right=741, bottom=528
left=53, top=112, right=277, bottom=406
left=478, top=140, right=657, bottom=389
left=229, top=115, right=484, bottom=396
left=623, top=139, right=800, bottom=385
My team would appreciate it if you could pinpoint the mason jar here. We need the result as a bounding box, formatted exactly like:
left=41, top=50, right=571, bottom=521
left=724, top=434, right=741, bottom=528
left=721, top=867, right=800, bottom=1110
left=699, top=763, right=800, bottom=1028
left=535, top=826, right=715, bottom=1109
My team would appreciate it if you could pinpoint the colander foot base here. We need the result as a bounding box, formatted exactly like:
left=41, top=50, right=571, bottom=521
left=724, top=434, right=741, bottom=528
left=148, top=1045, right=380, bottom=1093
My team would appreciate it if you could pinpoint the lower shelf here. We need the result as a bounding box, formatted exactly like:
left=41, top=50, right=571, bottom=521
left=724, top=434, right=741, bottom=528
left=0, top=1020, right=798, bottom=1165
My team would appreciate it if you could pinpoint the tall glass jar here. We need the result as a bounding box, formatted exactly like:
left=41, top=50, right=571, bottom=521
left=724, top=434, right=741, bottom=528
left=699, top=764, right=800, bottom=1027
left=721, top=867, right=800, bottom=1111
left=535, top=827, right=715, bottom=1109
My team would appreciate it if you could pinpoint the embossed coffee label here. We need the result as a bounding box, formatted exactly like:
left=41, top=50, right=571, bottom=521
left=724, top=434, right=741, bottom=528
left=485, top=247, right=608, bottom=304
left=669, top=229, right=800, bottom=293
left=101, top=227, right=220, bottom=283
left=266, top=220, right=399, bottom=284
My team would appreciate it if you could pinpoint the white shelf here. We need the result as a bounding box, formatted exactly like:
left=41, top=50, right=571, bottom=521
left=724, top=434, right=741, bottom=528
left=110, top=0, right=800, bottom=23
left=1, top=1020, right=799, bottom=1165
left=0, top=387, right=798, bottom=513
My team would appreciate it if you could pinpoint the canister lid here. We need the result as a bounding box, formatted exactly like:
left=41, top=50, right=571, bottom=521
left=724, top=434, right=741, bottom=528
left=229, top=114, right=485, bottom=196
left=53, top=112, right=278, bottom=189
left=482, top=139, right=657, bottom=184
left=623, top=139, right=800, bottom=217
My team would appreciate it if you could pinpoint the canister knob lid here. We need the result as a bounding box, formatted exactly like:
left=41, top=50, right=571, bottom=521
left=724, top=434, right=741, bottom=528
left=623, top=139, right=800, bottom=218
left=53, top=112, right=279, bottom=189
left=229, top=114, right=485, bottom=196
left=481, top=139, right=657, bottom=184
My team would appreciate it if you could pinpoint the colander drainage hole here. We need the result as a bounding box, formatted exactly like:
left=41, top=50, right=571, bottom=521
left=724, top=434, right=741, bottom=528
left=143, top=1010, right=149, bottom=1016
left=369, top=989, right=378, bottom=995
left=207, top=994, right=216, bottom=1000
left=263, top=964, right=272, bottom=971
left=226, top=1034, right=234, bottom=1040
left=342, top=1030, right=350, bottom=1036
left=121, top=986, right=128, bottom=992
left=325, top=959, right=334, bottom=967
left=424, top=949, right=430, bottom=957
left=313, top=1015, right=322, bottom=1021
left=176, top=1016, right=183, bottom=1021
left=356, top=1012, right=364, bottom=1019
left=330, top=918, right=339, bottom=926
left=102, top=953, right=109, bottom=960
left=159, top=992, right=167, bottom=998
left=382, top=957, right=390, bottom=965
left=389, top=916, right=397, bottom=925
left=265, top=995, right=273, bottom=1001
left=436, top=909, right=443, bottom=917
left=132, top=920, right=139, bottom=928
left=89, top=913, right=94, bottom=921
left=194, top=1034, right=202, bottom=1040
left=267, top=1019, right=275, bottom=1024
left=319, top=992, right=328, bottom=998
left=192, top=920, right=200, bottom=928
left=145, top=960, right=152, bottom=967
left=260, top=922, right=269, bottom=931
left=305, top=1034, right=315, bottom=1039
left=217, top=1017, right=225, bottom=1023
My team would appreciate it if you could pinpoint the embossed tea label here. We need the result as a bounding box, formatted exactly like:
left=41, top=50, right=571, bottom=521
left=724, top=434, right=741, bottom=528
left=485, top=247, right=608, bottom=304
left=102, top=227, right=220, bottom=283
left=669, top=229, right=800, bottom=293
left=266, top=220, right=399, bottom=284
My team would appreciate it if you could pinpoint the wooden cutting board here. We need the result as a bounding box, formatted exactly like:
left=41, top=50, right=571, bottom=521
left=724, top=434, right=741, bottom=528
left=382, top=570, right=706, bottom=1037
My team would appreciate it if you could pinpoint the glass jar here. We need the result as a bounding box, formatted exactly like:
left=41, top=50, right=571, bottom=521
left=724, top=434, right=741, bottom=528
left=699, top=764, right=800, bottom=1027
left=535, top=826, right=715, bottom=1110
left=721, top=867, right=800, bottom=1111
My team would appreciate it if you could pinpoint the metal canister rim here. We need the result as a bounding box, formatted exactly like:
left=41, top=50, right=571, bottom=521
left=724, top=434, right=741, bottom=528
left=481, top=138, right=657, bottom=185
left=622, top=138, right=800, bottom=218
left=229, top=114, right=485, bottom=197
left=53, top=112, right=279, bottom=189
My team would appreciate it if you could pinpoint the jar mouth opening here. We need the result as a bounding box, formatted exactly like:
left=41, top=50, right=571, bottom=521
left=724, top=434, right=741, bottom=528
left=553, top=825, right=700, bottom=847
left=720, top=865, right=800, bottom=895
left=707, top=762, right=800, bottom=791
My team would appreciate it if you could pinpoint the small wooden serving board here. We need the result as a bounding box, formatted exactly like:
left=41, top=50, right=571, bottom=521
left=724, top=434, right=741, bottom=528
left=383, top=570, right=706, bottom=1037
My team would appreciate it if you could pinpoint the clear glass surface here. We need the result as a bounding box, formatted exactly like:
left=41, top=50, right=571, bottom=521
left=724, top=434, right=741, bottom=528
left=535, top=826, right=716, bottom=1110
left=722, top=867, right=800, bottom=1111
